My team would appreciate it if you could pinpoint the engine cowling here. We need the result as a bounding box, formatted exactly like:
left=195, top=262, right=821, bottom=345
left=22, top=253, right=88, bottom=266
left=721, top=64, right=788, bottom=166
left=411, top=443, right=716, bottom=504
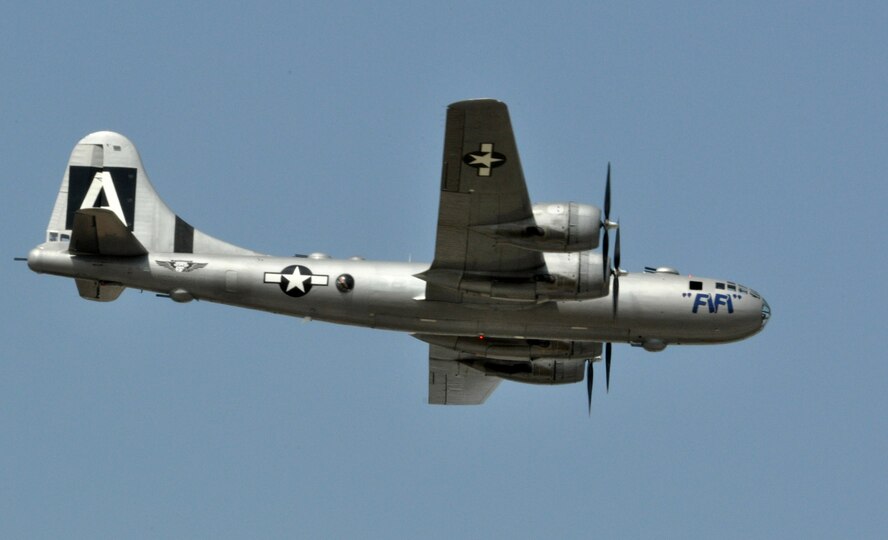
left=536, top=251, right=608, bottom=300
left=471, top=202, right=602, bottom=252
left=437, top=250, right=609, bottom=302
left=464, top=358, right=586, bottom=385
left=418, top=335, right=601, bottom=361
left=416, top=335, right=598, bottom=385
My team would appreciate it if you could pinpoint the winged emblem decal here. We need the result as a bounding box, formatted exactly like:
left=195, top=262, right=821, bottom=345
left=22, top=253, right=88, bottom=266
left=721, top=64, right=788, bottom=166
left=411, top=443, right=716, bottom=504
left=156, top=260, right=208, bottom=273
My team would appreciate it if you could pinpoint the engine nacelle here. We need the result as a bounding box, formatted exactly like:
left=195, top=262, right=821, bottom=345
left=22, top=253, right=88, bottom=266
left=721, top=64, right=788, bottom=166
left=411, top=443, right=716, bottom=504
left=418, top=335, right=601, bottom=361
left=464, top=358, right=586, bottom=385
left=471, top=202, right=601, bottom=252
left=416, top=337, right=599, bottom=386
left=534, top=250, right=609, bottom=301
left=426, top=250, right=609, bottom=302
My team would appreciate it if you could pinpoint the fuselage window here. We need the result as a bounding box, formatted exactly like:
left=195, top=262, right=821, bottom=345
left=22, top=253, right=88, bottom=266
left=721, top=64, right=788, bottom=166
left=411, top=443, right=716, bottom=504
left=689, top=281, right=703, bottom=290
left=336, top=274, right=355, bottom=292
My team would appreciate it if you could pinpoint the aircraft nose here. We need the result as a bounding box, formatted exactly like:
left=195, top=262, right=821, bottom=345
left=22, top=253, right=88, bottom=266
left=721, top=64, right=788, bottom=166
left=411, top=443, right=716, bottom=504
left=760, top=296, right=771, bottom=328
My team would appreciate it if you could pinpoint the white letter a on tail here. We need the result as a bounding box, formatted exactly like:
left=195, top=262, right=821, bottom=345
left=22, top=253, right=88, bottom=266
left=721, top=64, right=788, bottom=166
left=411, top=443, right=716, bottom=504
left=80, top=171, right=127, bottom=226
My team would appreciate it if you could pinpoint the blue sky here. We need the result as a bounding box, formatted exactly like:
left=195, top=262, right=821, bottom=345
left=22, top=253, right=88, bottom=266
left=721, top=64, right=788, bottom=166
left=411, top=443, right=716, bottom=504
left=3, top=2, right=887, bottom=538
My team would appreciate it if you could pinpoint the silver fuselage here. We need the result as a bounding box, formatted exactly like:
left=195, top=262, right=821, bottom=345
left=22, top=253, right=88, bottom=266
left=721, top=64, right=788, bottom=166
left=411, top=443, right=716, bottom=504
left=28, top=242, right=768, bottom=347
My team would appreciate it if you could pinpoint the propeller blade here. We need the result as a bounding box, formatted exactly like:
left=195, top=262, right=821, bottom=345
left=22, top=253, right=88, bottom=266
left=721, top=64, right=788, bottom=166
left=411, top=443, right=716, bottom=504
left=614, top=224, right=621, bottom=270
left=605, top=342, right=612, bottom=392
left=586, top=359, right=594, bottom=414
left=604, top=163, right=611, bottom=222
left=613, top=275, right=620, bottom=316
left=612, top=224, right=621, bottom=317
left=602, top=227, right=610, bottom=281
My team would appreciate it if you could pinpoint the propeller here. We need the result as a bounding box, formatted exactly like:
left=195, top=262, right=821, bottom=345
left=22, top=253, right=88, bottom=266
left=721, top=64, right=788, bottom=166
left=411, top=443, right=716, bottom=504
left=593, top=164, right=621, bottom=407
left=600, top=163, right=621, bottom=317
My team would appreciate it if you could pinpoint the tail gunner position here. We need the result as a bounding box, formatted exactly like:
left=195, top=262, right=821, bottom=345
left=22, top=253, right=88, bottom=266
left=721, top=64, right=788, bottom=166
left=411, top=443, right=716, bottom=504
left=27, top=100, right=770, bottom=408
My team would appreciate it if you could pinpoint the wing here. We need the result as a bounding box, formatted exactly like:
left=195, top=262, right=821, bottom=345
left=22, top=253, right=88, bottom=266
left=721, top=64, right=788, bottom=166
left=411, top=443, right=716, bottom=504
left=423, top=99, right=545, bottom=302
left=428, top=345, right=501, bottom=405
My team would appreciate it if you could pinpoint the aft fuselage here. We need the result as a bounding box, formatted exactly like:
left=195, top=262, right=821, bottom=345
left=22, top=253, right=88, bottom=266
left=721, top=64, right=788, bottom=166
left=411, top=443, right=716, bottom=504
left=28, top=243, right=768, bottom=349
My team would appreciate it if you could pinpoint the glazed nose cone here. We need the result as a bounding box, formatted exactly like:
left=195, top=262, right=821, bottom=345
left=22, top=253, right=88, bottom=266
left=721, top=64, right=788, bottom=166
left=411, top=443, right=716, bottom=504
left=760, top=296, right=771, bottom=329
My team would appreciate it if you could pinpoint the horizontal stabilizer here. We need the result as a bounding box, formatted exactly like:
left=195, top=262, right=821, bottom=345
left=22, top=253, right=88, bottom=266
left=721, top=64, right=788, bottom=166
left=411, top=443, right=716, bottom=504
left=70, top=208, right=147, bottom=256
left=75, top=278, right=125, bottom=302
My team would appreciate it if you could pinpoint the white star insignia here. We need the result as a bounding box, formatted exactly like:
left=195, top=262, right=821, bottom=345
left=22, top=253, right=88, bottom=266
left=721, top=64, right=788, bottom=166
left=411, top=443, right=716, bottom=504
left=468, top=152, right=504, bottom=168
left=283, top=267, right=312, bottom=293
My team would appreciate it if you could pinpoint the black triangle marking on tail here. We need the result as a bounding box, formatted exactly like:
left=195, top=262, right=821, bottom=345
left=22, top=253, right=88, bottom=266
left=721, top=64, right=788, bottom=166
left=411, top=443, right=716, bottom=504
left=96, top=189, right=109, bottom=207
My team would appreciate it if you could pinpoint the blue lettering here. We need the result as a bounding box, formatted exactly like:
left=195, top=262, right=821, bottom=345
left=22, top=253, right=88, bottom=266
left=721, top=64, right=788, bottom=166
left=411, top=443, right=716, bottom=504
left=693, top=293, right=735, bottom=314
left=712, top=294, right=735, bottom=314
left=692, top=293, right=709, bottom=313
left=713, top=294, right=728, bottom=313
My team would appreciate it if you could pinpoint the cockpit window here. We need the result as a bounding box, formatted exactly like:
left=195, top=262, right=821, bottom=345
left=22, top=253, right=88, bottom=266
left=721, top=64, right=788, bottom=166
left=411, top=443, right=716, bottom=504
left=689, top=280, right=703, bottom=290
left=750, top=290, right=761, bottom=299
left=727, top=282, right=737, bottom=291
left=739, top=286, right=748, bottom=294
left=715, top=282, right=725, bottom=290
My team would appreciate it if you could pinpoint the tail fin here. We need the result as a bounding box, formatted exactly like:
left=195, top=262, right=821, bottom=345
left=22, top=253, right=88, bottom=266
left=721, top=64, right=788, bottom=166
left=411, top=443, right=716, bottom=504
left=46, top=131, right=257, bottom=255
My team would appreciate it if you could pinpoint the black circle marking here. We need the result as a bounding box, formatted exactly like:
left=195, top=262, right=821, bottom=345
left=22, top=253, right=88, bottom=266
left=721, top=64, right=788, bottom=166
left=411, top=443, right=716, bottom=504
left=278, top=264, right=314, bottom=297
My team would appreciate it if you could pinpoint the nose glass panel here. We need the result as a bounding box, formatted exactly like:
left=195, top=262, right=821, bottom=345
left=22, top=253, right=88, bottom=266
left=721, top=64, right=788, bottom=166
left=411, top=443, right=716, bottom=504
left=761, top=298, right=771, bottom=327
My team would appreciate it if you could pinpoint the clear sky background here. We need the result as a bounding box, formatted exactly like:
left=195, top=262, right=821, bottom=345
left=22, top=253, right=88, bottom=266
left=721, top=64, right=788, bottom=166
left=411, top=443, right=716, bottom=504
left=2, top=2, right=886, bottom=538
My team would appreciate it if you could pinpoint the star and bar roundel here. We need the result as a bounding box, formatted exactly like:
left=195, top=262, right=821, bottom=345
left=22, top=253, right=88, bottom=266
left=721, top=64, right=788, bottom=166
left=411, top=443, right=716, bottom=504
left=264, top=265, right=329, bottom=297
left=463, top=143, right=506, bottom=177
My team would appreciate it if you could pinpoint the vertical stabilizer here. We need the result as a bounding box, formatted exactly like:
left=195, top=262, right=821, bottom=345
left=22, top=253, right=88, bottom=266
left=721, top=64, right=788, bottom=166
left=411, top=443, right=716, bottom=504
left=46, top=131, right=258, bottom=255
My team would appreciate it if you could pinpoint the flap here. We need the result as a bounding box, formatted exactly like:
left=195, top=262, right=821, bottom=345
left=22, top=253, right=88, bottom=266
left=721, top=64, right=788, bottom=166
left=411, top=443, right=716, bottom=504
left=428, top=345, right=501, bottom=405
